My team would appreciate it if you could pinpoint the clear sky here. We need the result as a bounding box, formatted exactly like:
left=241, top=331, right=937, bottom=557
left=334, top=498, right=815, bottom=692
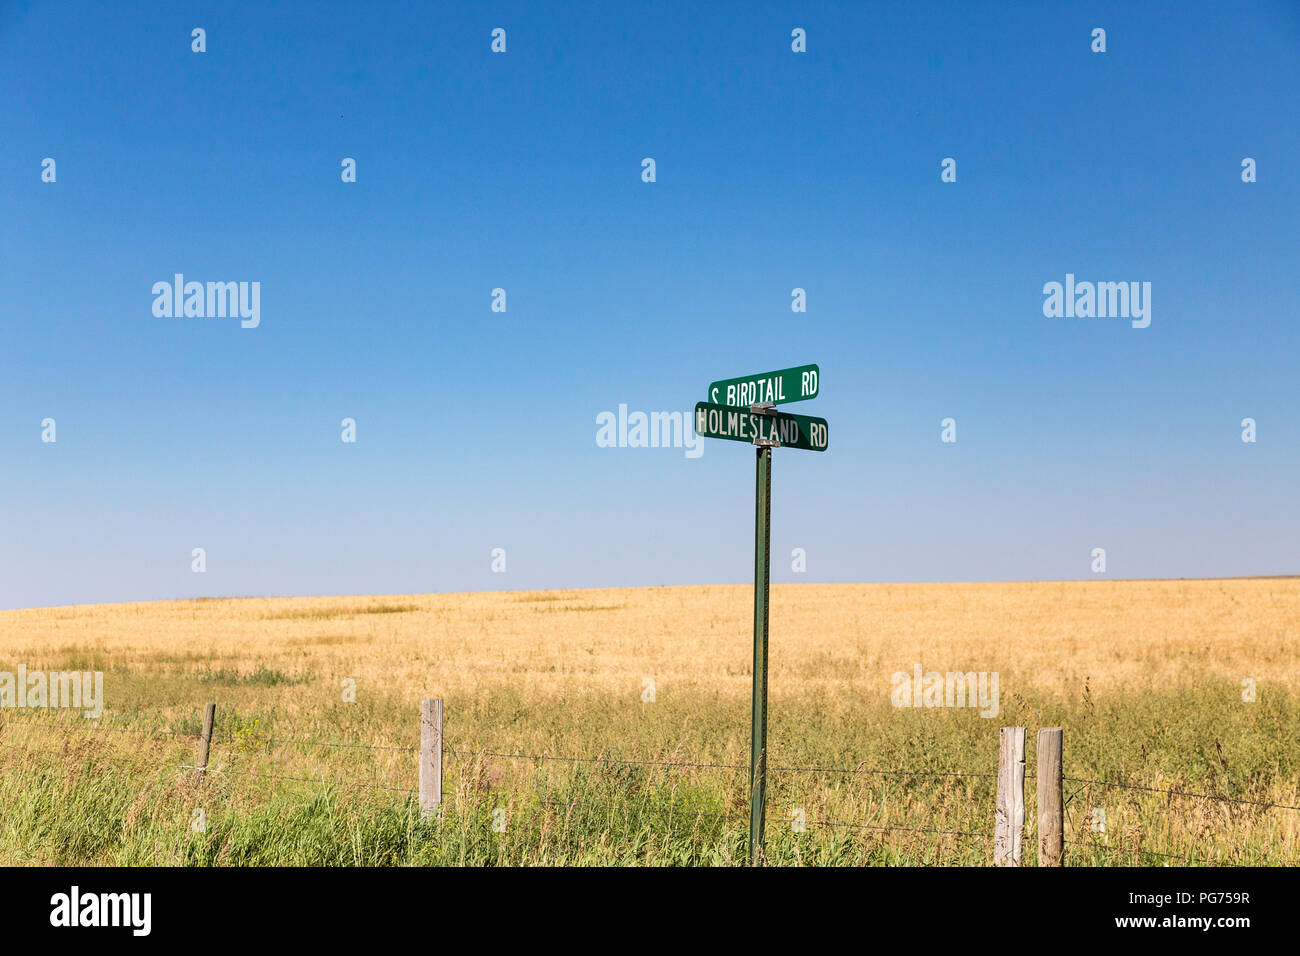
left=2, top=1, right=1298, bottom=609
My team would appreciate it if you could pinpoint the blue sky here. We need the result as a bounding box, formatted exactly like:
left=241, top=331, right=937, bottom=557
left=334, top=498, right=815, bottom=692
left=2, top=1, right=1298, bottom=608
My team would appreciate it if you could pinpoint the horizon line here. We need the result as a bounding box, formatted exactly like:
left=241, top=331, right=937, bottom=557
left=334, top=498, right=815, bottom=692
left=5, top=574, right=1298, bottom=614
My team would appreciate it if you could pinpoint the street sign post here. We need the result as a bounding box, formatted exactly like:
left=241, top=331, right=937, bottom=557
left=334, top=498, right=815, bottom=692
left=708, top=363, right=819, bottom=407
left=750, top=442, right=771, bottom=865
left=694, top=367, right=829, bottom=866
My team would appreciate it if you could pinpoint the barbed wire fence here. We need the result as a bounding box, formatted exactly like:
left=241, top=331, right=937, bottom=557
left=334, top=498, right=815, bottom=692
left=1, top=701, right=1296, bottom=866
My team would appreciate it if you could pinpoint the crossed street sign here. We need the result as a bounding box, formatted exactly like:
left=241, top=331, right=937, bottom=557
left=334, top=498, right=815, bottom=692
left=691, top=363, right=829, bottom=866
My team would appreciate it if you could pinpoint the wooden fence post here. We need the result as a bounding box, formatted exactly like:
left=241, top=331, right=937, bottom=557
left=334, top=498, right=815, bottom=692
left=196, top=702, right=216, bottom=776
left=994, top=726, right=1025, bottom=866
left=1037, top=727, right=1064, bottom=867
left=419, top=698, right=443, bottom=817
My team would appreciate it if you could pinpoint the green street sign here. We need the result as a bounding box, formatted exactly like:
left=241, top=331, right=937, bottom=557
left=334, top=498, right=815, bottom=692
left=707, top=364, right=819, bottom=407
left=694, top=401, right=829, bottom=452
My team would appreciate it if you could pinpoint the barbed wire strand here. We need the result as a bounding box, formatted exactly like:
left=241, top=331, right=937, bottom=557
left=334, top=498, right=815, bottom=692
left=1, top=718, right=420, bottom=753
left=448, top=749, right=749, bottom=772
left=808, top=818, right=991, bottom=841
left=773, top=763, right=996, bottom=781
left=1, top=743, right=174, bottom=771
left=201, top=765, right=421, bottom=795
left=7, top=718, right=1295, bottom=815
left=450, top=748, right=996, bottom=782
left=1064, top=775, right=1300, bottom=812
left=2, top=721, right=202, bottom=743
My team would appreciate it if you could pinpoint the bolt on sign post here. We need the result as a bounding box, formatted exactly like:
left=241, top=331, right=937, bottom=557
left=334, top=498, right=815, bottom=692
left=694, top=365, right=828, bottom=865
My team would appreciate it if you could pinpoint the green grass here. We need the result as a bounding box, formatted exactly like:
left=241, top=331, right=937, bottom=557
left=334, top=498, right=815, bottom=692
left=1, top=679, right=1295, bottom=866
left=193, top=665, right=308, bottom=687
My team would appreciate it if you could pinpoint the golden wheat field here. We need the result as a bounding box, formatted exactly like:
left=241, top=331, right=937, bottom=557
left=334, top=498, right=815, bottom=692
left=1, top=578, right=1297, bottom=866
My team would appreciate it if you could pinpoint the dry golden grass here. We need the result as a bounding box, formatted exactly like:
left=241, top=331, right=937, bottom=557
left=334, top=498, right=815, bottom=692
left=5, top=578, right=1298, bottom=703
left=0, top=578, right=1297, bottom=866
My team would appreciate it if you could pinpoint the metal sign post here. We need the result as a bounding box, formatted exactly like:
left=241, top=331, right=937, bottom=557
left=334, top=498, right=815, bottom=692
left=695, top=364, right=827, bottom=867
left=750, top=440, right=773, bottom=864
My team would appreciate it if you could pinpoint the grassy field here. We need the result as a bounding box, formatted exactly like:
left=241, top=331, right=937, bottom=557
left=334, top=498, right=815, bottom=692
left=1, top=579, right=1297, bottom=866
